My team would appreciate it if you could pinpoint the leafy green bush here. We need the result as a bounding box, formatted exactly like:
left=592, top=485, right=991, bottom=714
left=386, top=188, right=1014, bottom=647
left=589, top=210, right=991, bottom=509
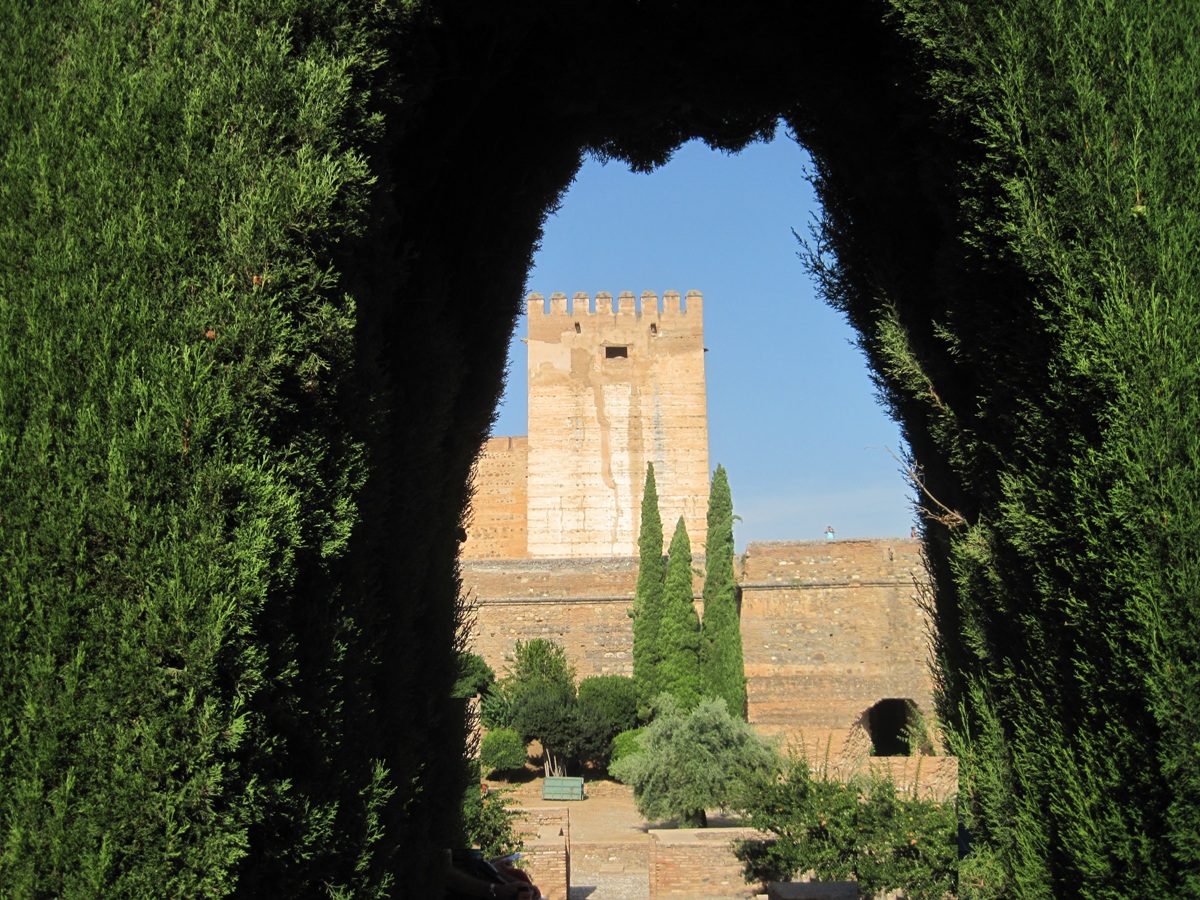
left=480, top=728, right=527, bottom=776
left=578, top=675, right=638, bottom=724
left=610, top=696, right=776, bottom=827
left=608, top=728, right=646, bottom=778
left=509, top=683, right=578, bottom=778
left=461, top=774, right=525, bottom=858
left=480, top=686, right=515, bottom=730
left=575, top=675, right=638, bottom=770
left=504, top=638, right=576, bottom=691
left=454, top=652, right=496, bottom=699
left=735, top=753, right=956, bottom=898
left=854, top=776, right=957, bottom=900
left=497, top=639, right=579, bottom=776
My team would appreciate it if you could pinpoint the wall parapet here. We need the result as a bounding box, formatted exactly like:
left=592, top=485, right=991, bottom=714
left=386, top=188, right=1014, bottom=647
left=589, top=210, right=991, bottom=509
left=741, top=539, right=925, bottom=584
left=526, top=290, right=702, bottom=319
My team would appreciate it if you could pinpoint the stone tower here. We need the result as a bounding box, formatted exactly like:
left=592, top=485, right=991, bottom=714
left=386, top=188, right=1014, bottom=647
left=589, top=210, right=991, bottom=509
left=525, top=290, right=710, bottom=557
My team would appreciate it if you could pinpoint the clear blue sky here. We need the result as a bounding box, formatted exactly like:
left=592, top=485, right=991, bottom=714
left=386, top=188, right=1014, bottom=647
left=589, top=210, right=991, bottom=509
left=490, top=129, right=916, bottom=549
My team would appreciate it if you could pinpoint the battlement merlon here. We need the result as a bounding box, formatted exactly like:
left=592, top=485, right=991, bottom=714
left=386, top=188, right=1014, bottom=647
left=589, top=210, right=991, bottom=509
left=525, top=290, right=703, bottom=320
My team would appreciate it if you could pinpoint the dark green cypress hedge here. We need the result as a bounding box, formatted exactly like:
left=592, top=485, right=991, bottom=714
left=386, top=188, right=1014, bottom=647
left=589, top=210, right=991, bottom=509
left=796, top=2, right=1200, bottom=894
left=7, top=1, right=1200, bottom=896
left=0, top=2, right=437, bottom=894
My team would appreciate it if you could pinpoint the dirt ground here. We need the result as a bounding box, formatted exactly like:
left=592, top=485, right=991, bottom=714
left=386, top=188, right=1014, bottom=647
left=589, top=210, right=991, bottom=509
left=507, top=777, right=648, bottom=842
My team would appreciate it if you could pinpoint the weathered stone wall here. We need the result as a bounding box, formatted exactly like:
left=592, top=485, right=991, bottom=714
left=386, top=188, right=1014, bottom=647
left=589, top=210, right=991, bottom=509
left=463, top=556, right=642, bottom=677
left=462, top=436, right=528, bottom=560
left=464, top=539, right=937, bottom=764
left=525, top=290, right=709, bottom=558
left=868, top=756, right=959, bottom=801
left=738, top=539, right=935, bottom=761
left=463, top=555, right=708, bottom=677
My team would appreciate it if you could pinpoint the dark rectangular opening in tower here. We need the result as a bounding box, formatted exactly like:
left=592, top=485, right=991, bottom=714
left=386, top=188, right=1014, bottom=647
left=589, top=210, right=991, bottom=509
left=605, top=346, right=628, bottom=359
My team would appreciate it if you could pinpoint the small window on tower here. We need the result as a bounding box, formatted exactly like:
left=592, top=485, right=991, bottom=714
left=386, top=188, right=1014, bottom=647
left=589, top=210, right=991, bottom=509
left=574, top=322, right=581, bottom=333
left=605, top=346, right=628, bottom=359
left=650, top=323, right=658, bottom=335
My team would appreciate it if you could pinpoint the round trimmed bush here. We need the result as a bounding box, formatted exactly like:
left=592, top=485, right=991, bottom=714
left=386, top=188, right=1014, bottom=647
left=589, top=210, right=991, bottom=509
left=575, top=675, right=639, bottom=769
left=480, top=727, right=527, bottom=775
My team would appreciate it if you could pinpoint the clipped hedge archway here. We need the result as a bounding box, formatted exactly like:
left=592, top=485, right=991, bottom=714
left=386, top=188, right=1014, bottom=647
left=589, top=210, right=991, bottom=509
left=5, top=2, right=1199, bottom=897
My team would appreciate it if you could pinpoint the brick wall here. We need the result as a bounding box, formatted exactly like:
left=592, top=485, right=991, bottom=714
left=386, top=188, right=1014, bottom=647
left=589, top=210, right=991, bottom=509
left=738, top=539, right=934, bottom=764
left=868, top=755, right=959, bottom=801
left=465, top=540, right=936, bottom=759
left=514, top=806, right=570, bottom=900
left=462, top=436, right=528, bottom=560
left=648, top=827, right=767, bottom=899
left=463, top=556, right=642, bottom=677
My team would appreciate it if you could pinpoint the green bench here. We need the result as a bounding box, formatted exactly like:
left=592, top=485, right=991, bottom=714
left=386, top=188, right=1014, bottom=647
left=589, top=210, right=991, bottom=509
left=541, top=776, right=585, bottom=801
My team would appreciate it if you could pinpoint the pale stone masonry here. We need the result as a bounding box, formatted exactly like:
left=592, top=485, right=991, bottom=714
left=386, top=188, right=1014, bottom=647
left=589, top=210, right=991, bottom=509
left=463, top=290, right=709, bottom=559
left=463, top=436, right=528, bottom=559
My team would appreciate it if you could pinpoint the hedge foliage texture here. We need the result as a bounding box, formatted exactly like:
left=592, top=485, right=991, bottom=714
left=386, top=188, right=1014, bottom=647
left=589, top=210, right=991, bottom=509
left=5, top=0, right=1200, bottom=897
left=802, top=4, right=1200, bottom=896
left=0, top=1, right=463, bottom=896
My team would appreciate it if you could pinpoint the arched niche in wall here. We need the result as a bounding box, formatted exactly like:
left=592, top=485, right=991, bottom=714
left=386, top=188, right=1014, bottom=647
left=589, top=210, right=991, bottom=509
left=864, top=698, right=933, bottom=757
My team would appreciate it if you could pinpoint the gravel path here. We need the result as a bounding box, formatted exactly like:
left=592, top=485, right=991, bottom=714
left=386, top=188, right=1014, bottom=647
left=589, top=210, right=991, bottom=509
left=568, top=872, right=649, bottom=900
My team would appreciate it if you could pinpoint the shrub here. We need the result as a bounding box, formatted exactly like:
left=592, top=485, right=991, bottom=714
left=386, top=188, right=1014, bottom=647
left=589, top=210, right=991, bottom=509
left=509, top=682, right=578, bottom=778
left=480, top=687, right=515, bottom=730
left=610, top=696, right=776, bottom=827
left=608, top=727, right=646, bottom=778
left=454, top=652, right=496, bottom=699
left=735, top=753, right=957, bottom=898
left=461, top=775, right=524, bottom=859
left=504, top=638, right=575, bottom=692
left=480, top=728, right=527, bottom=776
left=500, top=639, right=579, bottom=777
left=575, top=675, right=638, bottom=770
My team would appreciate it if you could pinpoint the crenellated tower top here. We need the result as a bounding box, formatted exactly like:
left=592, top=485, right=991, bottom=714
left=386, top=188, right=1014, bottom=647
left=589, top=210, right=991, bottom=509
left=526, top=290, right=703, bottom=319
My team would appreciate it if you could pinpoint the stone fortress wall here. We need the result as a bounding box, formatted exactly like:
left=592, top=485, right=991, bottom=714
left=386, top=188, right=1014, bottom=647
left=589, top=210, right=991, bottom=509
left=463, top=436, right=528, bottom=559
left=464, top=538, right=937, bottom=765
left=462, top=290, right=949, bottom=779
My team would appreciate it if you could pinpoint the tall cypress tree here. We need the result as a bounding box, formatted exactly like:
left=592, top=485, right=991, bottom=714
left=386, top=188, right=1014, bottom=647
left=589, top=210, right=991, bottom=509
left=657, top=517, right=704, bottom=711
left=700, top=465, right=746, bottom=718
left=632, top=463, right=666, bottom=714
